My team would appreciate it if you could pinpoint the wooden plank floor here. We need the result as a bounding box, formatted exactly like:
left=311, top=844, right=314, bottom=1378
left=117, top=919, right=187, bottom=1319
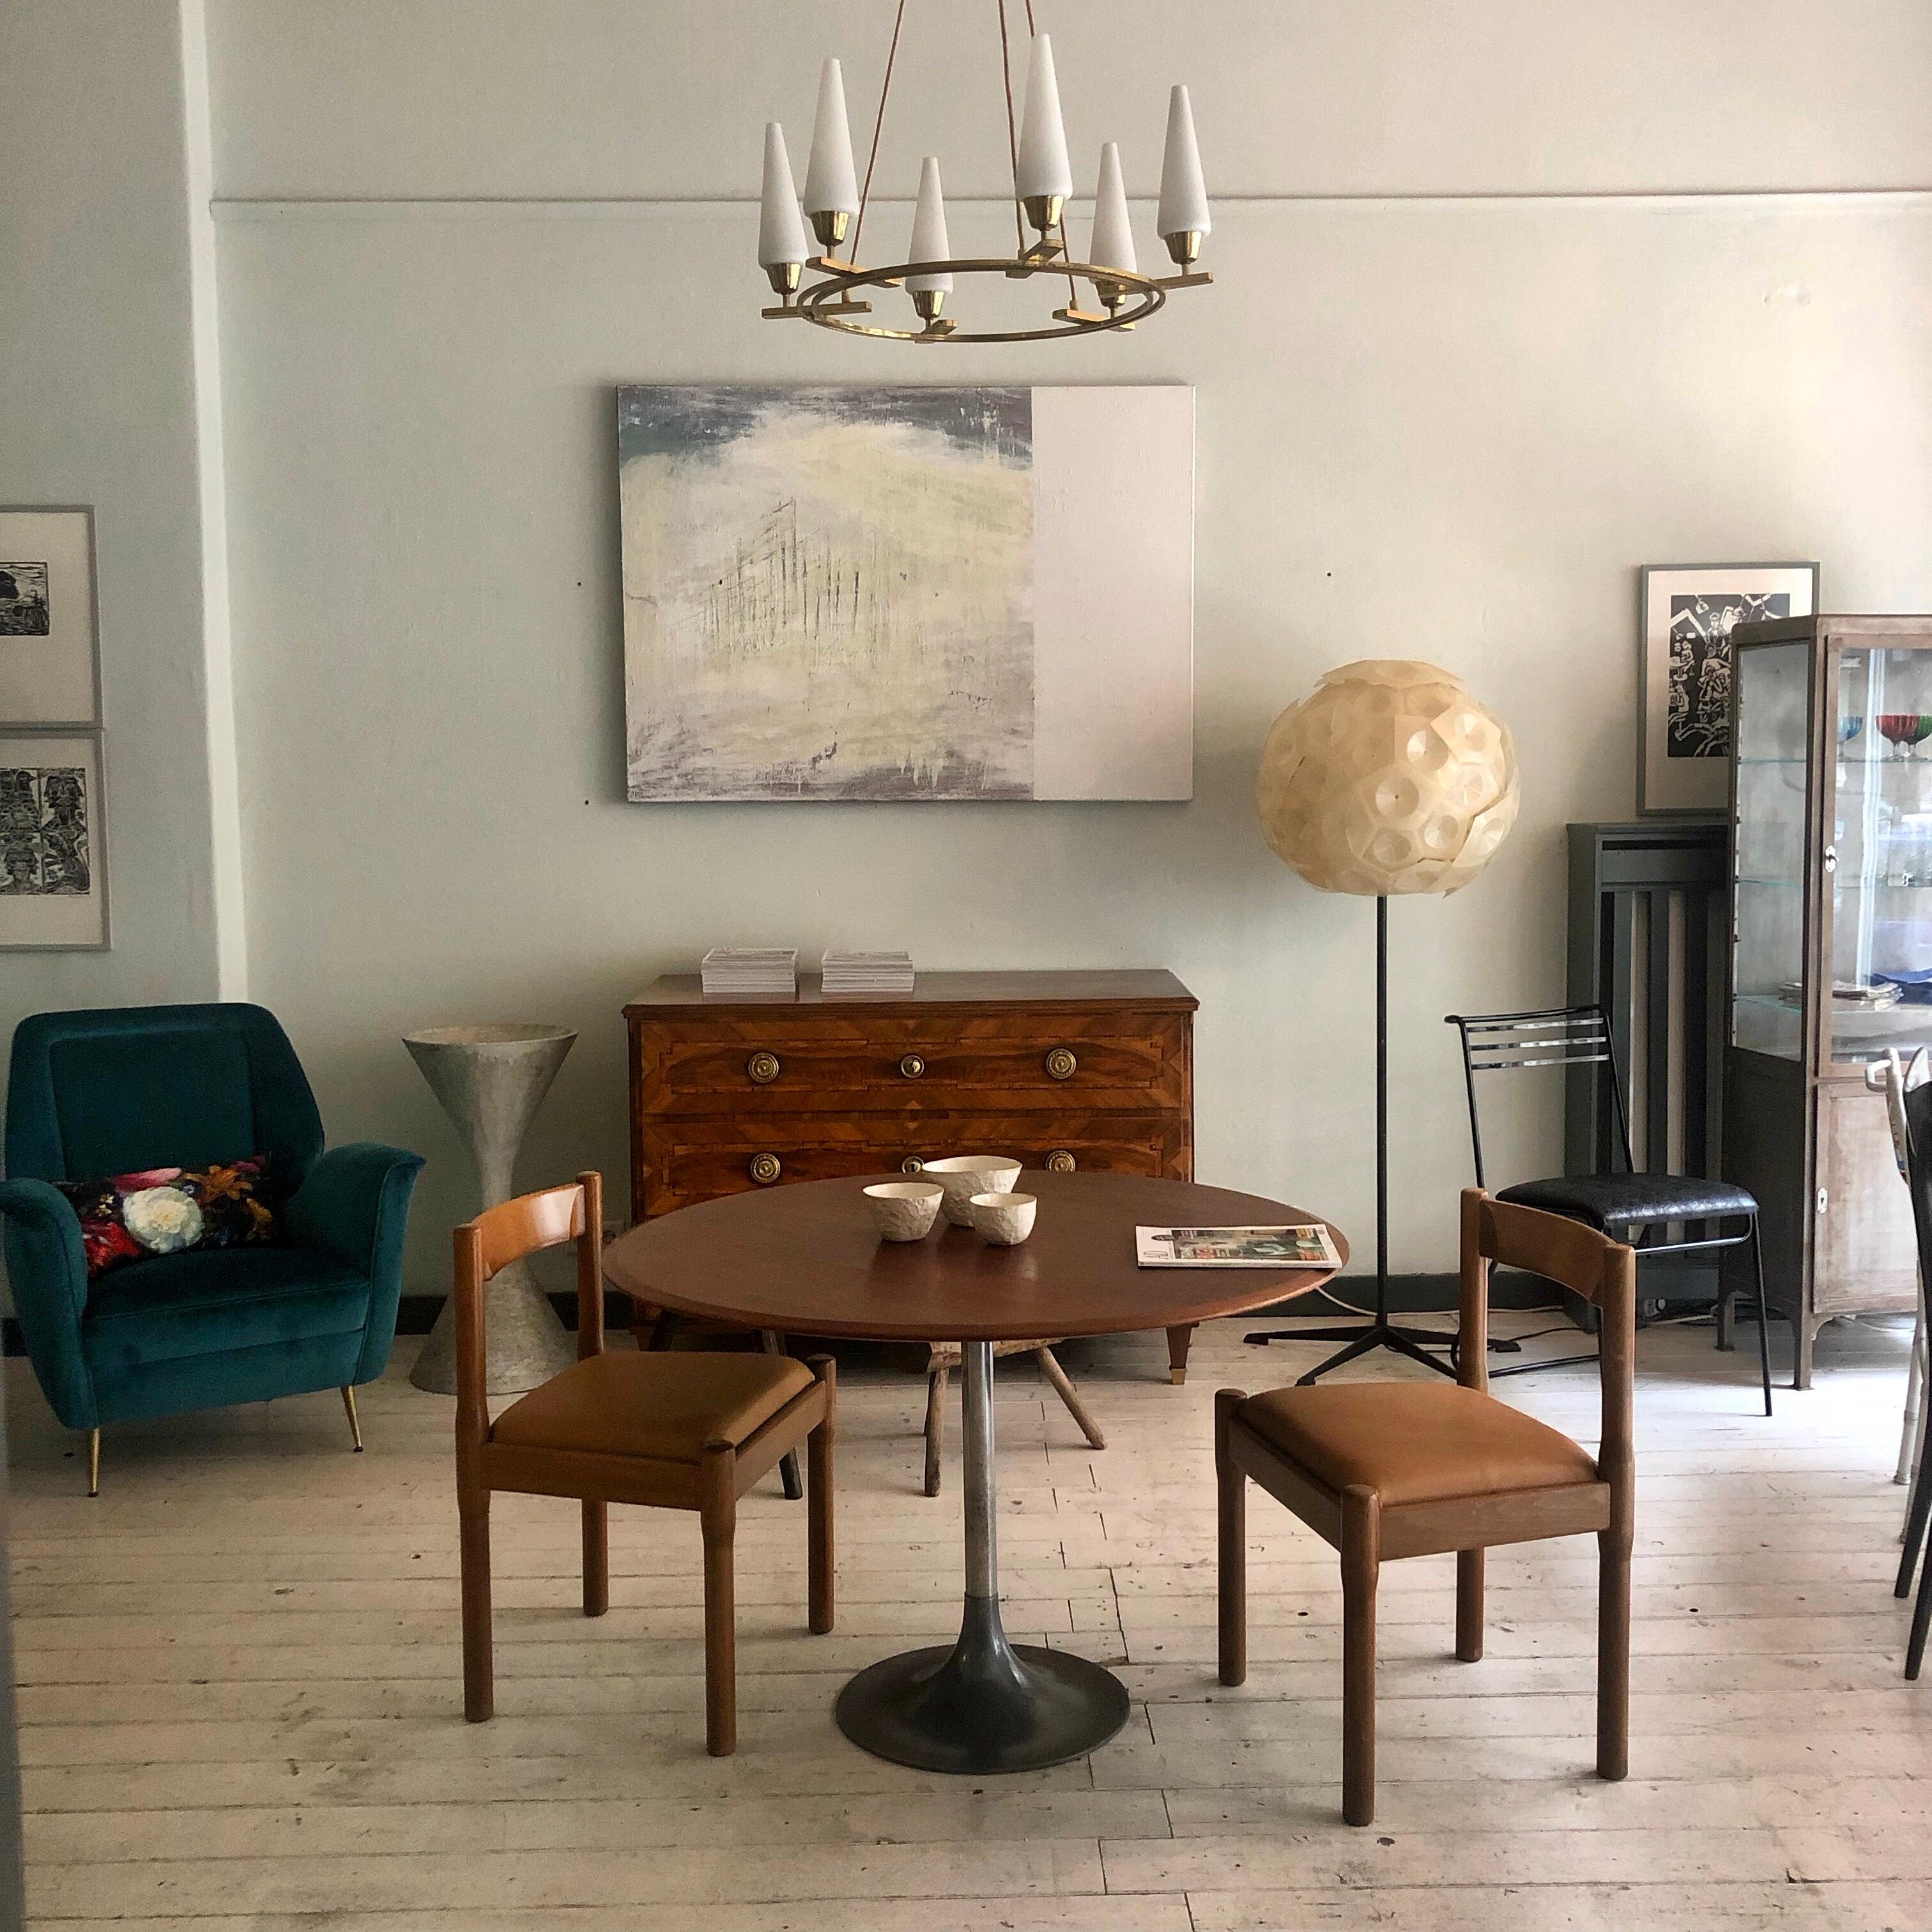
left=8, top=1307, right=1932, bottom=1929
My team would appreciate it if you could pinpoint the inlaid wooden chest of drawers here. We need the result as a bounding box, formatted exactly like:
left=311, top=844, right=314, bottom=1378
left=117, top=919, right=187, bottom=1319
left=624, top=969, right=1200, bottom=1378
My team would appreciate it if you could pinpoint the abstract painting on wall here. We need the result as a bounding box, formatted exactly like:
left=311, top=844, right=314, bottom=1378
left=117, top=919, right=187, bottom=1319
left=617, top=385, right=1193, bottom=801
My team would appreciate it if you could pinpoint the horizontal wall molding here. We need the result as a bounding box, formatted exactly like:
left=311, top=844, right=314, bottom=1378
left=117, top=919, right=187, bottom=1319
left=209, top=185, right=1932, bottom=222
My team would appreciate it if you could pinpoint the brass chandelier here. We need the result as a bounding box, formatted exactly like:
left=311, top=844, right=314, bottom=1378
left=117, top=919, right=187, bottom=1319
left=757, top=2, right=1213, bottom=344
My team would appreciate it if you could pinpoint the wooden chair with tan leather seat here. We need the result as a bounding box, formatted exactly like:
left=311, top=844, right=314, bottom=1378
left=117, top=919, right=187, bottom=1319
left=454, top=1170, right=834, bottom=1755
left=1216, top=1188, right=1636, bottom=1826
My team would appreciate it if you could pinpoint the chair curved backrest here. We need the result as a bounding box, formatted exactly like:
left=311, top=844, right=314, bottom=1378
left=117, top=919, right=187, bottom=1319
left=452, top=1172, right=604, bottom=1457
left=1460, top=1189, right=1636, bottom=1487
left=5, top=1003, right=325, bottom=1188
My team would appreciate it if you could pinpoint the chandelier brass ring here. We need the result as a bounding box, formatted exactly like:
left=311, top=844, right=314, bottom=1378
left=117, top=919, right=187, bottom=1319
left=793, top=256, right=1168, bottom=343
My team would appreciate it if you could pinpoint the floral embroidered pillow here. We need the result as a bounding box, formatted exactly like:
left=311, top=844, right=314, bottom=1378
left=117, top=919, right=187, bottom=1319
left=56, top=1158, right=282, bottom=1282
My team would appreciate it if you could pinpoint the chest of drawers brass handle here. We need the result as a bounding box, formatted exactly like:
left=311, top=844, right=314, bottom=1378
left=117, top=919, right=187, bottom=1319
left=748, top=1152, right=783, bottom=1184
left=746, top=1051, right=781, bottom=1085
left=899, top=1053, right=926, bottom=1079
left=1045, top=1046, right=1078, bottom=1080
left=1046, top=1148, right=1077, bottom=1173
left=901, top=1154, right=926, bottom=1174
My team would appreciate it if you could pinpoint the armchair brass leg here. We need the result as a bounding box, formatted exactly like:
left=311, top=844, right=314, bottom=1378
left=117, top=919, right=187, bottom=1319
left=86, top=1428, right=100, bottom=1498
left=341, top=1384, right=364, bottom=1452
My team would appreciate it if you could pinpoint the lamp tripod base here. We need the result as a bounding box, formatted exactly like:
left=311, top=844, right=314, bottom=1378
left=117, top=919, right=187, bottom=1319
left=1243, top=1320, right=1457, bottom=1386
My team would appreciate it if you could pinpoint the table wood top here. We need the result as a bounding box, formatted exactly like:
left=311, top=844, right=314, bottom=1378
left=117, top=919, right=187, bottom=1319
left=625, top=969, right=1197, bottom=1016
left=602, top=1170, right=1346, bottom=1343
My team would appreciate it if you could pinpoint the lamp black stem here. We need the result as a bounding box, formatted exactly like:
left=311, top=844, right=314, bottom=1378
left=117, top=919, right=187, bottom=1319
left=1377, top=891, right=1390, bottom=1316
left=1242, top=894, right=1458, bottom=1384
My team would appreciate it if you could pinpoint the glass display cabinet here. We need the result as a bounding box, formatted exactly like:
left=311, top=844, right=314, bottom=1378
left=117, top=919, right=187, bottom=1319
left=1725, top=615, right=1932, bottom=1385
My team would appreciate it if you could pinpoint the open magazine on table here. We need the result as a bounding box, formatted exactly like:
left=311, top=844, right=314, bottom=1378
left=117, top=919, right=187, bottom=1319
left=1135, top=1224, right=1342, bottom=1269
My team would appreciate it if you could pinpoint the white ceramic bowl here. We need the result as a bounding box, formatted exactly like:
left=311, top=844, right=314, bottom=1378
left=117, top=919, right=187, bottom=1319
left=969, top=1190, right=1037, bottom=1246
left=919, top=1155, right=1023, bottom=1227
left=863, top=1180, right=945, bottom=1242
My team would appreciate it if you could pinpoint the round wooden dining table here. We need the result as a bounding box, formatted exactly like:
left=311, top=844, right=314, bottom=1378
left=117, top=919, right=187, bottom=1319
left=602, top=1169, right=1346, bottom=1774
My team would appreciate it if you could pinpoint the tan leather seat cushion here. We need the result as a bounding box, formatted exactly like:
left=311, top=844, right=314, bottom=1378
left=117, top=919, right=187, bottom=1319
left=1237, top=1382, right=1598, bottom=1506
left=491, top=1351, right=815, bottom=1462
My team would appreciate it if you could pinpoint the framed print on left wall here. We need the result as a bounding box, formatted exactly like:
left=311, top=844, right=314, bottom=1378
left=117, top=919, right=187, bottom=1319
left=1637, top=561, right=1820, bottom=815
left=0, top=732, right=110, bottom=950
left=0, top=506, right=101, bottom=726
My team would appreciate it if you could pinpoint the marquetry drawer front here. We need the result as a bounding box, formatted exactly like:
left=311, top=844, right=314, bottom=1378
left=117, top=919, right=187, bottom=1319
left=635, top=1013, right=1189, bottom=1116
left=635, top=1114, right=1186, bottom=1220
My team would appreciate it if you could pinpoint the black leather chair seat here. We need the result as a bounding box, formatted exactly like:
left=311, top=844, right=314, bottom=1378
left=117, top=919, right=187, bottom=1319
left=1497, top=1172, right=1758, bottom=1234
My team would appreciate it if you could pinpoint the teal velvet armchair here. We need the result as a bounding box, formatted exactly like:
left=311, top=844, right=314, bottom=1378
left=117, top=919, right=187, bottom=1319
left=0, top=1003, right=424, bottom=1492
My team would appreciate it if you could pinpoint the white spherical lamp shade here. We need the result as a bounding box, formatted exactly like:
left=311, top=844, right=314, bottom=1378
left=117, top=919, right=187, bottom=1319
left=1255, top=659, right=1519, bottom=897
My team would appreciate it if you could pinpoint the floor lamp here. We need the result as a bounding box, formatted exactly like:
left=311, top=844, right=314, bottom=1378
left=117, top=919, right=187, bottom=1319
left=1243, top=659, right=1520, bottom=1384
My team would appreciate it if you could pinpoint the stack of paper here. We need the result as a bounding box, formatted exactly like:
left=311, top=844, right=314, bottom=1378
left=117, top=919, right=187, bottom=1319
left=700, top=948, right=799, bottom=997
left=821, top=949, right=914, bottom=997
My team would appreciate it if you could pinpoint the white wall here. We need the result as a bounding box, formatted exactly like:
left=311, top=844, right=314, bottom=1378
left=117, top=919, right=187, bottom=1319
left=15, top=4, right=1932, bottom=1301
left=0, top=4, right=227, bottom=1062
left=204, top=3, right=1932, bottom=1287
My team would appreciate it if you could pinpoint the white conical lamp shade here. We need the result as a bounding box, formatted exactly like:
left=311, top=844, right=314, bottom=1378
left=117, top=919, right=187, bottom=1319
left=1156, top=85, right=1210, bottom=240
left=1016, top=33, right=1074, bottom=201
left=757, top=122, right=809, bottom=267
left=905, top=156, right=953, bottom=293
left=804, top=58, right=859, bottom=216
left=1089, top=141, right=1136, bottom=273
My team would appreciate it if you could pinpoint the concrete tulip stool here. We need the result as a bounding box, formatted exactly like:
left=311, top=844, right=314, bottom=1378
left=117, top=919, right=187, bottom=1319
left=404, top=1023, right=580, bottom=1395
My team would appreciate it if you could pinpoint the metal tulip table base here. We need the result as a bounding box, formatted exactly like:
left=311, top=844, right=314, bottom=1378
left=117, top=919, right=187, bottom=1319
left=834, top=1340, right=1131, bottom=1772
left=601, top=1169, right=1347, bottom=1775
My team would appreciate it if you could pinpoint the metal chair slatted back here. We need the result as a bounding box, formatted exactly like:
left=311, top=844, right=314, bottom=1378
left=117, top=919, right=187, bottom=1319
left=1446, top=1005, right=1634, bottom=1192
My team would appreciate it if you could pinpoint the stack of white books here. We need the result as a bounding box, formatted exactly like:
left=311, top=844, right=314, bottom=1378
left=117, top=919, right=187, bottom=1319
left=821, top=948, right=915, bottom=997
left=700, top=947, right=798, bottom=998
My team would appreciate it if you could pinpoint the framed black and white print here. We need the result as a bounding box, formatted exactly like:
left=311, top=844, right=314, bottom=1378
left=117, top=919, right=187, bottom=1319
left=0, top=731, right=110, bottom=949
left=0, top=507, right=101, bottom=726
left=1638, top=562, right=1819, bottom=815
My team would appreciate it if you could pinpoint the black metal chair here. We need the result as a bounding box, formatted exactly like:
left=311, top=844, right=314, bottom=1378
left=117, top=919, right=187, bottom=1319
left=1893, top=1080, right=1932, bottom=1678
left=1445, top=1004, right=1774, bottom=1415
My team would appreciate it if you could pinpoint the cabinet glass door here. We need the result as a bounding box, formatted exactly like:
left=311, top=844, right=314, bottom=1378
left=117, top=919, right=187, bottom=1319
left=1827, top=645, right=1932, bottom=1062
left=1731, top=641, right=1809, bottom=1059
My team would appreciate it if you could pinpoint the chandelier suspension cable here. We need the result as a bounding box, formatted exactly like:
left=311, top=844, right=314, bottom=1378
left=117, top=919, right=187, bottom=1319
left=849, top=0, right=909, bottom=268
left=997, top=1, right=1025, bottom=251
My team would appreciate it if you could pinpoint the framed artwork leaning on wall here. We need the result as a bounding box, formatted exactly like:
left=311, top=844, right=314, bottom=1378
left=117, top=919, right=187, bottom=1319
left=1637, top=561, right=1819, bottom=815
left=0, top=506, right=101, bottom=727
left=0, top=730, right=110, bottom=949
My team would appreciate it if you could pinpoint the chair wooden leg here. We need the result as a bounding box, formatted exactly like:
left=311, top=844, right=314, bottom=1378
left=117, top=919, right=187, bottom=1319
left=1456, top=1548, right=1485, bottom=1663
left=1166, top=1324, right=1193, bottom=1386
left=808, top=1356, right=836, bottom=1635
left=923, top=1362, right=949, bottom=1498
left=1597, top=1526, right=1632, bottom=1780
left=700, top=1443, right=738, bottom=1756
left=1909, top=1543, right=1932, bottom=1682
left=761, top=1331, right=804, bottom=1501
left=582, top=1501, right=608, bottom=1618
left=1215, top=1390, right=1247, bottom=1687
left=459, top=1503, right=494, bottom=1722
left=85, top=1428, right=100, bottom=1498
left=1036, top=1347, right=1106, bottom=1449
left=1901, top=1454, right=1932, bottom=1598
left=1340, top=1485, right=1381, bottom=1827
left=340, top=1384, right=364, bottom=1452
